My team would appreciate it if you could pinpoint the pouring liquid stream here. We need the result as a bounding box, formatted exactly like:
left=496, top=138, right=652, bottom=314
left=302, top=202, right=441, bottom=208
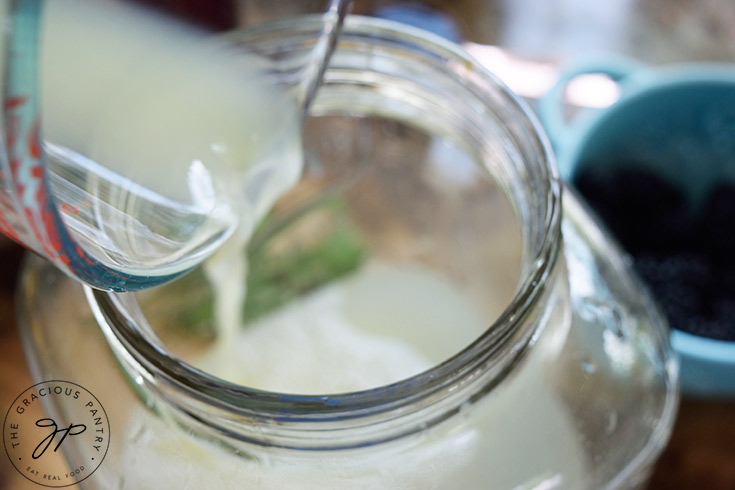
left=42, top=0, right=421, bottom=391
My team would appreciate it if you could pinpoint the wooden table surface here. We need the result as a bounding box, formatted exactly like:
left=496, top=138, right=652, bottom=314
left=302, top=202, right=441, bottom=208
left=1, top=242, right=734, bottom=489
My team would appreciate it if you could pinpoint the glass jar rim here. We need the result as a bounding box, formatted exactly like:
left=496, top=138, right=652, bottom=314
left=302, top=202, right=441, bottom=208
left=87, top=15, right=562, bottom=448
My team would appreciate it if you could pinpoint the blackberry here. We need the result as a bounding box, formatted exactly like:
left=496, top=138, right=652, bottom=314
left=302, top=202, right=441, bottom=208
left=615, top=167, right=686, bottom=218
left=682, top=315, right=733, bottom=341
left=573, top=166, right=691, bottom=254
left=701, top=183, right=735, bottom=261
left=573, top=164, right=735, bottom=341
left=658, top=283, right=704, bottom=322
left=715, top=262, right=735, bottom=299
left=574, top=166, right=620, bottom=207
left=634, top=252, right=712, bottom=293
left=633, top=259, right=704, bottom=322
left=713, top=296, right=735, bottom=315
left=628, top=208, right=698, bottom=254
left=574, top=166, right=630, bottom=239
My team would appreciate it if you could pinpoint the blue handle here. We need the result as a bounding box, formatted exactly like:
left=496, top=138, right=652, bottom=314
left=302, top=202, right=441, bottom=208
left=2, top=0, right=184, bottom=291
left=538, top=57, right=645, bottom=157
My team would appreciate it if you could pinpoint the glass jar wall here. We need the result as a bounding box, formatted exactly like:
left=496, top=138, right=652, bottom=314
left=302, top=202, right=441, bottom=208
left=16, top=16, right=678, bottom=490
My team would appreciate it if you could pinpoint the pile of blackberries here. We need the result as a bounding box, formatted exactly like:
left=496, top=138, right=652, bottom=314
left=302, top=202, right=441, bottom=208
left=574, top=166, right=735, bottom=341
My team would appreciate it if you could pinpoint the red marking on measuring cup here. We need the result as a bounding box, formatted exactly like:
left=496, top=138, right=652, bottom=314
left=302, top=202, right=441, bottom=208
left=60, top=203, right=78, bottom=215
left=61, top=200, right=93, bottom=215
left=5, top=96, right=27, bottom=109
left=29, top=120, right=42, bottom=159
left=0, top=215, right=20, bottom=241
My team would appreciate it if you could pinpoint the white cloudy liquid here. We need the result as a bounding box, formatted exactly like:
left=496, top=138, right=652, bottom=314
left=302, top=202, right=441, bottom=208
left=118, top=262, right=589, bottom=490
left=41, top=0, right=303, bottom=277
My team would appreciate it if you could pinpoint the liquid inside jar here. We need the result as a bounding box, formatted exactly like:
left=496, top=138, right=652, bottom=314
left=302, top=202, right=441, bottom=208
left=126, top=115, right=590, bottom=489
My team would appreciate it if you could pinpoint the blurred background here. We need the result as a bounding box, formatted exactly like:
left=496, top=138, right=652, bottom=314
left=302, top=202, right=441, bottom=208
left=2, top=0, right=735, bottom=488
left=357, top=0, right=735, bottom=63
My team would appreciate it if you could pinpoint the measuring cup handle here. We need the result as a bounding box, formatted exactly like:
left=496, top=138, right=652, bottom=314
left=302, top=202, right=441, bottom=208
left=0, top=0, right=183, bottom=291
left=538, top=57, right=645, bottom=156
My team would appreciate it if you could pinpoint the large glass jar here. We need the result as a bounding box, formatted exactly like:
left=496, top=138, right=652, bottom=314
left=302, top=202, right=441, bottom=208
left=15, top=16, right=678, bottom=490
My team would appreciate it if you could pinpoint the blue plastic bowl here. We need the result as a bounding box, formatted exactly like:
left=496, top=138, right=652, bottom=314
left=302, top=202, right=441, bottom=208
left=539, top=58, right=735, bottom=398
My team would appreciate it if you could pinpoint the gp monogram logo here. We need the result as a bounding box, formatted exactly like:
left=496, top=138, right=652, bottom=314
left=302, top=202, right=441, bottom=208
left=3, top=380, right=110, bottom=487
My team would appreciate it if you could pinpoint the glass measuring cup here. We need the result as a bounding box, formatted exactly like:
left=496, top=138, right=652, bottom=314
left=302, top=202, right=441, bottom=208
left=0, top=0, right=349, bottom=291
